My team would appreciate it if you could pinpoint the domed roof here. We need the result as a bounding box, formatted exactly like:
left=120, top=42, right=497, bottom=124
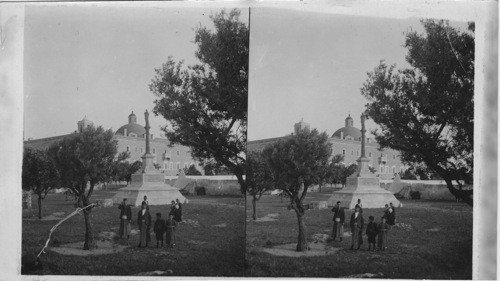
left=116, top=123, right=146, bottom=137
left=331, top=126, right=361, bottom=140
left=331, top=114, right=361, bottom=140
left=115, top=111, right=146, bottom=137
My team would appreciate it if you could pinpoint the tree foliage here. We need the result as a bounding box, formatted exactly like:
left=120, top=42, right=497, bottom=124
left=47, top=125, right=124, bottom=249
left=22, top=148, right=60, bottom=219
left=246, top=151, right=274, bottom=220
left=113, top=159, right=142, bottom=184
left=150, top=9, right=248, bottom=193
left=361, top=19, right=474, bottom=205
left=262, top=128, right=332, bottom=251
left=184, top=164, right=202, bottom=176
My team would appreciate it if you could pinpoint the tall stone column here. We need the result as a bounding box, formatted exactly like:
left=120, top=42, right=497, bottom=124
left=360, top=113, right=366, bottom=158
left=352, top=113, right=373, bottom=178
left=145, top=110, right=151, bottom=154
left=141, top=110, right=156, bottom=173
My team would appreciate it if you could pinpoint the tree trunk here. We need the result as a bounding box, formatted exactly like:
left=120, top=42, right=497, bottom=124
left=252, top=196, right=257, bottom=220
left=37, top=195, right=42, bottom=219
left=235, top=172, right=246, bottom=194
left=295, top=211, right=308, bottom=251
left=83, top=206, right=96, bottom=250
left=444, top=178, right=473, bottom=206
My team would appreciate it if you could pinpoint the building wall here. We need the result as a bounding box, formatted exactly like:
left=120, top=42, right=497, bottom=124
left=114, top=135, right=202, bottom=176
left=247, top=136, right=406, bottom=180
left=24, top=133, right=203, bottom=176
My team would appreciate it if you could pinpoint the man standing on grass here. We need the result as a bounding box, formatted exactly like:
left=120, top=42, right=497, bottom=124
left=165, top=213, right=177, bottom=248
left=331, top=201, right=345, bottom=242
left=176, top=198, right=183, bottom=222
left=118, top=198, right=132, bottom=240
left=137, top=202, right=151, bottom=248
left=389, top=202, right=396, bottom=224
left=350, top=205, right=364, bottom=250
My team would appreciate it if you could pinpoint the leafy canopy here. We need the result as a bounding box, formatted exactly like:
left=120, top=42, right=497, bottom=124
left=22, top=148, right=60, bottom=197
left=262, top=128, right=332, bottom=211
left=361, top=20, right=474, bottom=204
left=150, top=9, right=248, bottom=192
left=48, top=125, right=122, bottom=203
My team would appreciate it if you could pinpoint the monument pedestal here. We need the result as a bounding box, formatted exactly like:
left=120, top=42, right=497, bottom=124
left=112, top=173, right=187, bottom=206
left=327, top=176, right=401, bottom=209
left=327, top=156, right=401, bottom=209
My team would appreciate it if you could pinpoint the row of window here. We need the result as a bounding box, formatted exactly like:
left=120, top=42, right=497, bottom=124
left=125, top=146, right=189, bottom=157
left=339, top=149, right=398, bottom=160
left=379, top=165, right=405, bottom=174
left=162, top=161, right=196, bottom=170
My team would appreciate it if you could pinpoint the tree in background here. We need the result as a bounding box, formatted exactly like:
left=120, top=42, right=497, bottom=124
left=246, top=151, right=273, bottom=220
left=184, top=164, right=202, bottom=176
left=341, top=164, right=358, bottom=187
left=22, top=148, right=60, bottom=219
left=150, top=9, right=249, bottom=193
left=202, top=160, right=232, bottom=175
left=127, top=160, right=143, bottom=183
left=361, top=20, right=474, bottom=205
left=326, top=154, right=346, bottom=187
left=48, top=125, right=125, bottom=250
left=262, top=128, right=332, bottom=251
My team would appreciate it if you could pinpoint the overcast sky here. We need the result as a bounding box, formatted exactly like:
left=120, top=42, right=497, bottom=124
left=24, top=5, right=467, bottom=142
left=247, top=8, right=467, bottom=140
left=24, top=5, right=249, bottom=140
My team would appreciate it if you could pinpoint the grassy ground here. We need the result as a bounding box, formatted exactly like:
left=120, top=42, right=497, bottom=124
left=22, top=191, right=245, bottom=276
left=246, top=193, right=472, bottom=279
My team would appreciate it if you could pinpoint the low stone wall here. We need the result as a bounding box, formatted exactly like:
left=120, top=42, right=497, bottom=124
left=381, top=180, right=470, bottom=201
left=166, top=176, right=241, bottom=196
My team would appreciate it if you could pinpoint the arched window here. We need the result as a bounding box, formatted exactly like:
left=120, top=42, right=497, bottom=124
left=126, top=146, right=129, bottom=152
left=342, top=149, right=345, bottom=155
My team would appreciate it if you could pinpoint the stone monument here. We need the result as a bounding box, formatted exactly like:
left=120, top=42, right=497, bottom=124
left=327, top=114, right=401, bottom=209
left=112, top=110, right=187, bottom=206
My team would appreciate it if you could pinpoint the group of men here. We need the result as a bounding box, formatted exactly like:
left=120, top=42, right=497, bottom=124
left=331, top=199, right=396, bottom=251
left=117, top=196, right=184, bottom=248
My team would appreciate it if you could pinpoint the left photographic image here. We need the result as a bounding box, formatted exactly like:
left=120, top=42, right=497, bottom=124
left=22, top=4, right=248, bottom=277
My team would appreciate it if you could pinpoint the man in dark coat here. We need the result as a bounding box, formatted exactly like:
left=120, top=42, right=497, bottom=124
left=331, top=201, right=345, bottom=241
left=355, top=198, right=363, bottom=213
left=118, top=198, right=132, bottom=239
left=389, top=202, right=396, bottom=224
left=350, top=205, right=364, bottom=250
left=176, top=198, right=183, bottom=222
left=137, top=202, right=152, bottom=247
left=153, top=213, right=166, bottom=248
left=165, top=213, right=177, bottom=248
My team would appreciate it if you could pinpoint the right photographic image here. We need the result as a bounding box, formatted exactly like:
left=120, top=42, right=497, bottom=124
left=245, top=7, right=476, bottom=279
